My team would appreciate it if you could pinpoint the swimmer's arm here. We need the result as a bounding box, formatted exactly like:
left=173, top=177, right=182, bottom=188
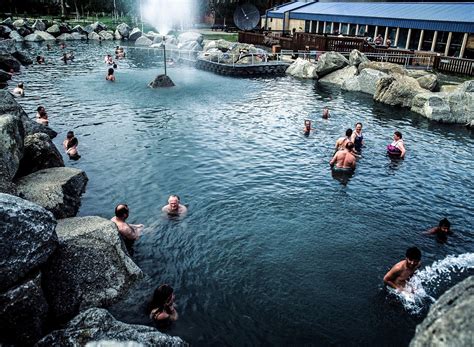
left=383, top=266, right=402, bottom=290
left=424, top=227, right=438, bottom=235
left=398, top=143, right=406, bottom=158
left=329, top=153, right=337, bottom=166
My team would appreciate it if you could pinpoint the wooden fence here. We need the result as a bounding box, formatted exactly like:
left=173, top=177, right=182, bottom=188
left=238, top=31, right=474, bottom=76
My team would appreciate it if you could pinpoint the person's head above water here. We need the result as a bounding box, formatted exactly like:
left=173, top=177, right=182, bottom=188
left=345, top=128, right=353, bottom=138
left=345, top=141, right=355, bottom=151
left=394, top=131, right=402, bottom=139
left=151, top=284, right=174, bottom=309
left=17, top=82, right=23, bottom=88
left=108, top=68, right=114, bottom=75
left=115, top=204, right=129, bottom=219
left=66, top=131, right=74, bottom=139
left=168, top=195, right=180, bottom=211
left=438, top=218, right=451, bottom=232
left=355, top=122, right=362, bottom=131
left=405, top=247, right=421, bottom=269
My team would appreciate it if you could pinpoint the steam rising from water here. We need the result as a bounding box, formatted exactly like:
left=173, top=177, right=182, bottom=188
left=391, top=253, right=474, bottom=314
left=141, top=0, right=196, bottom=35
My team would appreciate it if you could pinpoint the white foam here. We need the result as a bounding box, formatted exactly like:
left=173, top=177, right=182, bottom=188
left=392, top=253, right=474, bottom=314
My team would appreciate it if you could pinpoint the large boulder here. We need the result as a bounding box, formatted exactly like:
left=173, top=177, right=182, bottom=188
left=9, top=30, right=24, bottom=42
left=17, top=26, right=32, bottom=37
left=0, top=38, right=16, bottom=54
left=12, top=19, right=28, bottom=28
left=0, top=112, right=24, bottom=181
left=99, top=30, right=114, bottom=40
left=410, top=276, right=473, bottom=347
left=71, top=32, right=87, bottom=40
left=41, top=217, right=143, bottom=323
left=88, top=32, right=101, bottom=41
left=32, top=19, right=46, bottom=32
left=411, top=93, right=451, bottom=122
left=0, top=53, right=21, bottom=72
left=36, top=308, right=186, bottom=346
left=315, top=51, right=349, bottom=78
left=349, top=49, right=369, bottom=67
left=56, top=33, right=75, bottom=41
left=440, top=84, right=460, bottom=93
left=24, top=33, right=44, bottom=42
left=0, top=193, right=58, bottom=291
left=46, top=24, right=61, bottom=36
left=16, top=132, right=64, bottom=178
left=0, top=272, right=49, bottom=346
left=178, top=40, right=203, bottom=52
left=116, top=23, right=130, bottom=38
left=149, top=74, right=175, bottom=88
left=286, top=57, right=318, bottom=79
left=0, top=69, right=10, bottom=82
left=135, top=36, right=153, bottom=46
left=71, top=25, right=86, bottom=34
left=12, top=50, right=33, bottom=65
left=178, top=31, right=203, bottom=45
left=374, top=73, right=425, bottom=107
left=417, top=74, right=439, bottom=91
left=319, top=66, right=357, bottom=86
left=16, top=167, right=87, bottom=219
left=342, top=68, right=388, bottom=95
left=83, top=24, right=94, bottom=34
left=359, top=61, right=407, bottom=75
left=114, top=30, right=122, bottom=40
left=34, top=31, right=56, bottom=41
left=0, top=25, right=12, bottom=39
left=129, top=28, right=142, bottom=41
left=91, top=21, right=107, bottom=32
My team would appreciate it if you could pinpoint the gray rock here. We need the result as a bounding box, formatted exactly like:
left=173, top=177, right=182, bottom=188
left=153, top=35, right=163, bottom=44
left=315, top=51, right=349, bottom=78
left=36, top=308, right=186, bottom=346
left=57, top=33, right=75, bottom=41
left=58, top=23, right=71, bottom=34
left=46, top=24, right=61, bottom=36
left=0, top=53, right=21, bottom=72
left=9, top=30, right=24, bottom=42
left=417, top=74, right=439, bottom=91
left=71, top=32, right=87, bottom=40
left=89, top=32, right=101, bottom=40
left=411, top=92, right=451, bottom=121
left=359, top=61, right=407, bottom=75
left=445, top=80, right=474, bottom=124
left=116, top=23, right=130, bottom=38
left=410, top=276, right=473, bottom=347
left=12, top=50, right=33, bottom=65
left=16, top=167, right=87, bottom=219
left=0, top=177, right=16, bottom=195
left=286, top=57, right=318, bottom=79
left=34, top=31, right=56, bottom=41
left=2, top=17, right=13, bottom=26
left=71, top=25, right=86, bottom=34
left=86, top=341, right=145, bottom=347
left=129, top=28, right=142, bottom=41
left=0, top=69, right=11, bottom=82
left=13, top=19, right=27, bottom=28
left=0, top=25, right=12, bottom=39
left=91, top=21, right=107, bottom=32
left=149, top=74, right=175, bottom=88
left=41, top=217, right=143, bottom=323
left=0, top=38, right=16, bottom=54
left=114, top=30, right=122, bottom=40
left=99, top=30, right=114, bottom=40
left=342, top=68, right=388, bottom=95
left=32, top=19, right=46, bottom=32
left=319, top=66, right=357, bottom=86
left=83, top=24, right=94, bottom=34
left=178, top=31, right=203, bottom=45
left=178, top=40, right=203, bottom=52
left=24, top=33, right=44, bottom=42
left=0, top=112, right=24, bottom=181
left=0, top=193, right=57, bottom=291
left=349, top=49, right=369, bottom=67
left=17, top=26, right=32, bottom=37
left=135, top=36, right=153, bottom=46
left=16, top=132, right=64, bottom=178
left=374, top=73, right=425, bottom=107
left=0, top=272, right=49, bottom=346
left=439, top=84, right=460, bottom=93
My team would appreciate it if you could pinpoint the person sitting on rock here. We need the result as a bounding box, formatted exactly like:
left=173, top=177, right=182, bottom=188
left=36, top=55, right=45, bottom=64
left=106, top=68, right=115, bottom=81
left=63, top=131, right=81, bottom=160
left=162, top=195, right=187, bottom=216
left=35, top=105, right=49, bottom=126
left=149, top=284, right=178, bottom=327
left=12, top=82, right=25, bottom=97
left=111, top=204, right=144, bottom=255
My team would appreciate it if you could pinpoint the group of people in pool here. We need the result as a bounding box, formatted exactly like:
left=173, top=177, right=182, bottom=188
left=105, top=46, right=126, bottom=81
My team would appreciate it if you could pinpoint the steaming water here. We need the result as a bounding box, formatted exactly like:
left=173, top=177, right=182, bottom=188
left=142, top=0, right=196, bottom=35
left=10, top=41, right=474, bottom=346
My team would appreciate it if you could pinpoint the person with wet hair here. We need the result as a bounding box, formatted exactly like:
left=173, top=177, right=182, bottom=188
left=322, top=106, right=330, bottom=119
left=162, top=195, right=187, bottom=216
left=303, top=119, right=314, bottom=136
left=330, top=141, right=356, bottom=172
left=63, top=131, right=81, bottom=160
left=35, top=105, right=49, bottom=126
left=351, top=122, right=364, bottom=153
left=106, top=68, right=115, bottom=81
left=387, top=131, right=406, bottom=158
left=334, top=128, right=353, bottom=153
left=383, top=247, right=422, bottom=291
left=425, top=218, right=452, bottom=243
left=149, top=284, right=178, bottom=326
left=36, top=55, right=45, bottom=64
left=111, top=204, right=144, bottom=255
left=12, top=82, right=25, bottom=97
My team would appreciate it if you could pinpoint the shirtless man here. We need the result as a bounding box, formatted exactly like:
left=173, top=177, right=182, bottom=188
left=111, top=204, right=144, bottom=254
left=162, top=195, right=187, bottom=216
left=36, top=106, right=49, bottom=126
left=12, top=82, right=25, bottom=97
left=322, top=106, right=330, bottom=119
left=383, top=247, right=422, bottom=291
left=425, top=218, right=452, bottom=243
left=334, top=128, right=353, bottom=152
left=330, top=142, right=356, bottom=171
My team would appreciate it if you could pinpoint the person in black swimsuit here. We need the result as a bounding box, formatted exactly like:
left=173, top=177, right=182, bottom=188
left=351, top=122, right=364, bottom=153
left=149, top=284, right=178, bottom=327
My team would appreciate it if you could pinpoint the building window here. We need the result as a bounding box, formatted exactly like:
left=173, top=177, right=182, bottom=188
left=409, top=29, right=421, bottom=50
left=341, top=23, right=348, bottom=35
left=325, top=22, right=331, bottom=33
left=421, top=30, right=435, bottom=51
left=349, top=25, right=357, bottom=36
left=305, top=20, right=310, bottom=33
left=435, top=31, right=449, bottom=53
left=311, top=20, right=317, bottom=33
left=397, top=28, right=409, bottom=48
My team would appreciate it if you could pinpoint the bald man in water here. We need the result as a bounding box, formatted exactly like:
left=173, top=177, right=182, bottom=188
left=383, top=247, right=422, bottom=291
left=111, top=204, right=143, bottom=255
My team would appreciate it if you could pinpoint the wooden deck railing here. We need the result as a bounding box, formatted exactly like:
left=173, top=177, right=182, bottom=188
left=434, top=56, right=474, bottom=76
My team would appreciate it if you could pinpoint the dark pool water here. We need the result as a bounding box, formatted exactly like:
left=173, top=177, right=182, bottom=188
left=10, top=41, right=474, bottom=346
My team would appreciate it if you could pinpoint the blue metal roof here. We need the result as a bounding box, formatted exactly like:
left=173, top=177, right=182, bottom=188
left=267, top=2, right=474, bottom=33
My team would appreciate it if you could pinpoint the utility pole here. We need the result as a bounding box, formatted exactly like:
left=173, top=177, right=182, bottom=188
left=60, top=0, right=65, bottom=17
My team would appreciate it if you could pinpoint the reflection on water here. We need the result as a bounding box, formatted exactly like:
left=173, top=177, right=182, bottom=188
left=10, top=41, right=474, bottom=346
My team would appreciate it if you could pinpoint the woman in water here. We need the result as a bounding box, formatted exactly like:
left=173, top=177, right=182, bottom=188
left=351, top=122, right=364, bottom=153
left=12, top=82, right=25, bottom=97
left=149, top=284, right=178, bottom=327
left=106, top=68, right=115, bottom=81
left=63, top=131, right=81, bottom=160
left=387, top=131, right=406, bottom=158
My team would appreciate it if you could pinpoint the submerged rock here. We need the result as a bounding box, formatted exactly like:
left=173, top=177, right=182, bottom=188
left=0, top=53, right=21, bottom=71
left=0, top=193, right=58, bottom=291
left=410, top=276, right=474, bottom=347
left=16, top=167, right=87, bottom=219
left=36, top=308, right=186, bottom=346
left=149, top=74, right=175, bottom=88
left=41, top=217, right=143, bottom=323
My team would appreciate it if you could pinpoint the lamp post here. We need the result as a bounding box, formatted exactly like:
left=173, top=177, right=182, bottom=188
left=163, top=36, right=167, bottom=76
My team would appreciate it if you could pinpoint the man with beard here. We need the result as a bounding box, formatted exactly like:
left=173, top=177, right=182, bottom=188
left=383, top=247, right=422, bottom=291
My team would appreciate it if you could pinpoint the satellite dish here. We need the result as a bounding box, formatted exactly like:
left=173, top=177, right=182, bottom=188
left=234, top=3, right=260, bottom=31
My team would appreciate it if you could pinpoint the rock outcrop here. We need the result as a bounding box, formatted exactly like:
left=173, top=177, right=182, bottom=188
left=315, top=51, right=349, bottom=78
left=374, top=73, right=425, bottom=107
left=410, top=276, right=473, bottom=347
left=16, top=167, right=88, bottom=219
left=36, top=308, right=186, bottom=346
left=359, top=61, right=407, bottom=75
left=129, top=28, right=142, bottom=41
left=41, top=216, right=143, bottom=323
left=135, top=36, right=153, bottom=46
left=149, top=74, right=175, bottom=88
left=0, top=110, right=24, bottom=181
left=319, top=66, right=357, bottom=86
left=342, top=68, right=388, bottom=95
left=349, top=49, right=369, bottom=67
left=286, top=57, right=318, bottom=79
